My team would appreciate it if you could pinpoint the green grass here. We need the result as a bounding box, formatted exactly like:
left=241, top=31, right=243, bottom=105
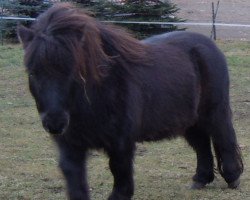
left=0, top=42, right=249, bottom=200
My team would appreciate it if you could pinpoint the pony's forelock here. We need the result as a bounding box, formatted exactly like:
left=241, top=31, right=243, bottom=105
left=26, top=3, right=148, bottom=83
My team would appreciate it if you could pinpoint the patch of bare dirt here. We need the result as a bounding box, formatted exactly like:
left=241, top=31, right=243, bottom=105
left=170, top=0, right=250, bottom=40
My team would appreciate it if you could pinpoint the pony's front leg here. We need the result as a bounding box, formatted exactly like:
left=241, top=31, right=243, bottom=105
left=107, top=140, right=135, bottom=200
left=56, top=138, right=89, bottom=200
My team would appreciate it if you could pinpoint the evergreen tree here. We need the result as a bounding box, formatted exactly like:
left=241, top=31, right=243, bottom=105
left=1, top=0, right=184, bottom=41
left=0, top=0, right=51, bottom=41
left=83, top=0, right=185, bottom=38
left=17, top=0, right=51, bottom=18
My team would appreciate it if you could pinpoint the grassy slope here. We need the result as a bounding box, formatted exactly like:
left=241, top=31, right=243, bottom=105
left=0, top=41, right=249, bottom=200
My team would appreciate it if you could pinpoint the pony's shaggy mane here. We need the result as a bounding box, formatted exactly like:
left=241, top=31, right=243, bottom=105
left=27, top=3, right=149, bottom=82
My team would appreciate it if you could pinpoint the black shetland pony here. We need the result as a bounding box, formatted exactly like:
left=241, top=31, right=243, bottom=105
left=18, top=3, right=243, bottom=200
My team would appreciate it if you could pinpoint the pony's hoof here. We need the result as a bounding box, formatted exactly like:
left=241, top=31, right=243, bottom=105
left=108, top=192, right=131, bottom=200
left=228, top=178, right=240, bottom=189
left=190, top=182, right=206, bottom=190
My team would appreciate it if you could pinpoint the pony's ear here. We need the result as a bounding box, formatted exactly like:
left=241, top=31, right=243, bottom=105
left=17, top=25, right=34, bottom=48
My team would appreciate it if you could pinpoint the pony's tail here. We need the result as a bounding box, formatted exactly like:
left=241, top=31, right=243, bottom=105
left=213, top=140, right=244, bottom=185
left=190, top=44, right=243, bottom=186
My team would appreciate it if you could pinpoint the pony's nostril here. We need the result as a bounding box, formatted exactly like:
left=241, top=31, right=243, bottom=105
left=42, top=112, right=69, bottom=135
left=57, top=121, right=67, bottom=132
left=51, top=124, right=59, bottom=133
left=44, top=121, right=67, bottom=134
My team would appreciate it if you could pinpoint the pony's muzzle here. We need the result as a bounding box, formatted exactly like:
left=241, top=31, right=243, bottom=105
left=41, top=111, right=69, bottom=135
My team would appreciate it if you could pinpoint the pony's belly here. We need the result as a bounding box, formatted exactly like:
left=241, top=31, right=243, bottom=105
left=137, top=127, right=185, bottom=142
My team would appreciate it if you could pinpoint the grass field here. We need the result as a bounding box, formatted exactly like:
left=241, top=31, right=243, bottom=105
left=0, top=41, right=249, bottom=200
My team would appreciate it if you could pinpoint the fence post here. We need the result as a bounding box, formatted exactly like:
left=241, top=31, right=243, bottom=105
left=211, top=1, right=220, bottom=40
left=0, top=1, right=3, bottom=45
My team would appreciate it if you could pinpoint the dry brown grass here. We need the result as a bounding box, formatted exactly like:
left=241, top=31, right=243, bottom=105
left=0, top=41, right=249, bottom=199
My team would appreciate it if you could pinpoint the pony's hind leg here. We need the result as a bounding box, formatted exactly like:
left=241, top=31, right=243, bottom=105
left=209, top=105, right=243, bottom=188
left=185, top=126, right=214, bottom=189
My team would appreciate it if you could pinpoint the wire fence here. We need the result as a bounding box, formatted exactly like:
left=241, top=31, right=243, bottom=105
left=2, top=17, right=250, bottom=44
left=3, top=15, right=250, bottom=27
left=1, top=3, right=250, bottom=44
